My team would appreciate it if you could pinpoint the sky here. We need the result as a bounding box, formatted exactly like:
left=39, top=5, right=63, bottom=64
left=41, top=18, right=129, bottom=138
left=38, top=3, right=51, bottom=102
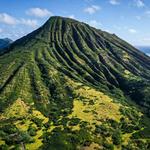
left=0, top=0, right=150, bottom=46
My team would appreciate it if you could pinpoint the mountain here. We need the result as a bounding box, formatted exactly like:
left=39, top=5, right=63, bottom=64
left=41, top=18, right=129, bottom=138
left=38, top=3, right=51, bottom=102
left=0, top=16, right=150, bottom=149
left=0, top=38, right=13, bottom=49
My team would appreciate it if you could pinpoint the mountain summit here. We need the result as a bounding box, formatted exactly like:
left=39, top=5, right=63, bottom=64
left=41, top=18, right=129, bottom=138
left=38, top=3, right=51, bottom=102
left=0, top=16, right=150, bottom=149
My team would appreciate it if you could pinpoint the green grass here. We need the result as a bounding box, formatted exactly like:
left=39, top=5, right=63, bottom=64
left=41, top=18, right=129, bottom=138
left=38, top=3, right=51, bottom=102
left=0, top=16, right=150, bottom=149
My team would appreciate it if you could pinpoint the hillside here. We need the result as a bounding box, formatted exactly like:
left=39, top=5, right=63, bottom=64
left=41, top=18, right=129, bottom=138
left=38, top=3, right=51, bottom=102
left=0, top=16, right=150, bottom=150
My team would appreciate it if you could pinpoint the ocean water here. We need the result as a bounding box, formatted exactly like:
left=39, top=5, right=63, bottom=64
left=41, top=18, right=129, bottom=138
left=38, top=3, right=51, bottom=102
left=136, top=46, right=150, bottom=56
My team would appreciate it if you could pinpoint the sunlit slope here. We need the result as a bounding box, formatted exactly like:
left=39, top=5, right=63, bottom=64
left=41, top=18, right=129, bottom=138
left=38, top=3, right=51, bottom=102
left=0, top=16, right=150, bottom=149
left=0, top=77, right=149, bottom=150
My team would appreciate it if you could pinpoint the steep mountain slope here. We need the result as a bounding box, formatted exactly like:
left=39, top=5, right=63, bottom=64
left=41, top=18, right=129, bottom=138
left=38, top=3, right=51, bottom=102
left=0, top=16, right=150, bottom=149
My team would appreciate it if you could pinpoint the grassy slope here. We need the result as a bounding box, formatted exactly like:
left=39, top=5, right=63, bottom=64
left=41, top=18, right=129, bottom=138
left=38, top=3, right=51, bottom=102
left=0, top=76, right=149, bottom=149
left=0, top=16, right=150, bottom=149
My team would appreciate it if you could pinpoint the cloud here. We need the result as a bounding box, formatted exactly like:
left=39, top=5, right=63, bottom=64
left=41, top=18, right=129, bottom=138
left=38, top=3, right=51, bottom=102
left=142, top=37, right=150, bottom=42
left=145, top=11, right=150, bottom=16
left=134, top=0, right=145, bottom=8
left=0, top=13, right=38, bottom=28
left=105, top=29, right=111, bottom=33
left=113, top=25, right=122, bottom=30
left=0, top=28, right=3, bottom=33
left=68, top=15, right=75, bottom=19
left=135, top=11, right=150, bottom=20
left=0, top=13, right=17, bottom=25
left=136, top=15, right=142, bottom=20
left=128, top=29, right=137, bottom=33
left=140, top=38, right=150, bottom=48
left=135, top=10, right=150, bottom=20
left=84, top=5, right=100, bottom=14
left=19, top=19, right=38, bottom=28
left=109, top=0, right=120, bottom=5
left=26, top=8, right=53, bottom=18
left=84, top=0, right=94, bottom=2
left=88, top=20, right=102, bottom=28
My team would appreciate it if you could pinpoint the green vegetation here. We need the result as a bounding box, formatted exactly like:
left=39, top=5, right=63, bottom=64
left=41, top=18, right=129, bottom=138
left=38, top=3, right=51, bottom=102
left=0, top=16, right=150, bottom=149
left=112, top=130, right=122, bottom=145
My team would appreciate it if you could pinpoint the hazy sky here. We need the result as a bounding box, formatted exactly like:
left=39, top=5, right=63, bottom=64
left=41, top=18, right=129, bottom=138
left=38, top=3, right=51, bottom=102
left=0, top=0, right=150, bottom=46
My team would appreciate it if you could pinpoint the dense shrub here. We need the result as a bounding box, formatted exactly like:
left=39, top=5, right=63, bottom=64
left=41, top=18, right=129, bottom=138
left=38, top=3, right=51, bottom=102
left=1, top=124, right=18, bottom=134
left=28, top=126, right=37, bottom=136
left=68, top=118, right=80, bottom=126
left=31, top=117, right=43, bottom=128
left=95, top=124, right=112, bottom=137
left=103, top=142, right=114, bottom=150
left=19, top=131, right=35, bottom=143
left=112, top=130, right=122, bottom=145
left=0, top=144, right=9, bottom=150
left=41, top=127, right=92, bottom=150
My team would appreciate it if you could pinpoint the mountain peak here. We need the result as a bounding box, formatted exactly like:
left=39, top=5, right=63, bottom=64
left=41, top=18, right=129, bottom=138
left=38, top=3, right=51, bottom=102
left=43, top=16, right=82, bottom=28
left=0, top=16, right=150, bottom=149
left=48, top=16, right=78, bottom=22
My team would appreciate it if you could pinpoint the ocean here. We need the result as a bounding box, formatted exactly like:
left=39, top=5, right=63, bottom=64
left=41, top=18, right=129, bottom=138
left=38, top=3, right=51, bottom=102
left=136, top=46, right=150, bottom=56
